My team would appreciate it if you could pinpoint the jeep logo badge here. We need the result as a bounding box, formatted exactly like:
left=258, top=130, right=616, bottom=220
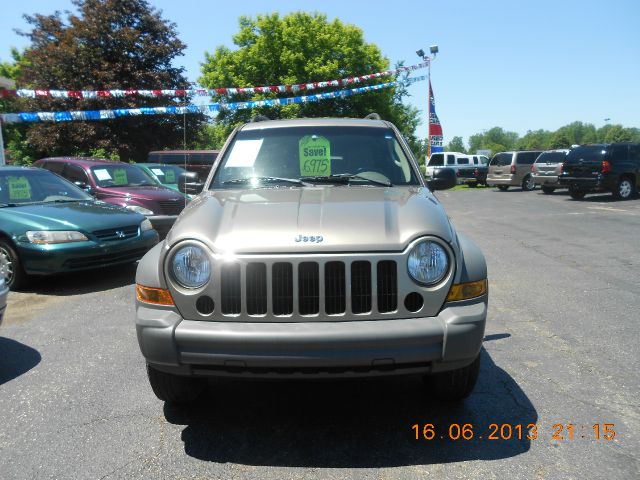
left=295, top=235, right=323, bottom=243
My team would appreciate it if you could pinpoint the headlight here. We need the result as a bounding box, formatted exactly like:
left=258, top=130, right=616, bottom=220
left=140, top=219, right=153, bottom=232
left=26, top=231, right=89, bottom=244
left=125, top=205, right=154, bottom=215
left=407, top=240, right=449, bottom=285
left=171, top=244, right=211, bottom=288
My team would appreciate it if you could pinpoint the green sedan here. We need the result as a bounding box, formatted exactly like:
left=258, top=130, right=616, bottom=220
left=0, top=167, right=159, bottom=290
left=132, top=163, right=193, bottom=198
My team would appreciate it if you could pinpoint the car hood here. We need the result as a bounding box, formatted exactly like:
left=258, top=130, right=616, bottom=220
left=1, top=201, right=144, bottom=233
left=166, top=186, right=453, bottom=253
left=99, top=186, right=183, bottom=202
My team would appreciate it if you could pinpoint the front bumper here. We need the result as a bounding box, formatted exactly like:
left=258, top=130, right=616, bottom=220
left=19, top=230, right=158, bottom=275
left=136, top=295, right=487, bottom=378
left=0, top=282, right=8, bottom=326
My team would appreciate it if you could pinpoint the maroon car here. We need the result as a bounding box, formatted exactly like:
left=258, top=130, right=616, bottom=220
left=145, top=150, right=219, bottom=182
left=34, top=157, right=188, bottom=238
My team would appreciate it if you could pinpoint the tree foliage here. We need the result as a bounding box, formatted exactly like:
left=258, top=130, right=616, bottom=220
left=10, top=0, right=203, bottom=162
left=199, top=12, right=423, bottom=155
left=445, top=136, right=466, bottom=153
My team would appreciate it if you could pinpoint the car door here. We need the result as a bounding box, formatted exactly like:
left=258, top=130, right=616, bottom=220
left=63, top=164, right=92, bottom=193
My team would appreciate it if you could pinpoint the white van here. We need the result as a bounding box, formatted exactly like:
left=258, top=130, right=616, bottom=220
left=425, top=152, right=473, bottom=182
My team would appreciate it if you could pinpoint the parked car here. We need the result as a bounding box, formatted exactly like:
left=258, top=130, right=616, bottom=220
left=34, top=158, right=188, bottom=238
left=486, top=150, right=543, bottom=191
left=425, top=152, right=471, bottom=182
left=145, top=150, right=219, bottom=182
left=457, top=155, right=489, bottom=187
left=131, top=163, right=192, bottom=198
left=0, top=276, right=7, bottom=326
left=531, top=149, right=570, bottom=194
left=135, top=116, right=488, bottom=404
left=0, top=166, right=158, bottom=290
left=558, top=143, right=640, bottom=200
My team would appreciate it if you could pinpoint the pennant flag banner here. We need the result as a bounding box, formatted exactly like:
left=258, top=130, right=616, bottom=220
left=0, top=62, right=429, bottom=100
left=0, top=80, right=429, bottom=124
left=428, top=81, right=443, bottom=156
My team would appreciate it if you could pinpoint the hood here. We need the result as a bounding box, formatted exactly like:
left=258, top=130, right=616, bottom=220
left=98, top=186, right=184, bottom=202
left=1, top=201, right=145, bottom=233
left=167, top=186, right=454, bottom=253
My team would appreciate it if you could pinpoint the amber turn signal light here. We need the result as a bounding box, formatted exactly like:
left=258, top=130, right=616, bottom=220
left=446, top=279, right=488, bottom=302
left=135, top=284, right=174, bottom=306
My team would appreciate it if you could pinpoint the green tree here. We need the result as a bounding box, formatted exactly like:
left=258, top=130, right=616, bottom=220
left=517, top=129, right=553, bottom=150
left=13, top=0, right=203, bottom=162
left=467, top=127, right=518, bottom=155
left=446, top=136, right=466, bottom=152
left=199, top=12, right=422, bottom=154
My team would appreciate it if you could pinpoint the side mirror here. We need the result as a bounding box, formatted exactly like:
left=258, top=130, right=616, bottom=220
left=426, top=167, right=457, bottom=191
left=75, top=181, right=94, bottom=196
left=178, top=171, right=204, bottom=195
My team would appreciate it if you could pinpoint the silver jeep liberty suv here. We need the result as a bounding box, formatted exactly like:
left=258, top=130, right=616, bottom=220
left=135, top=116, right=488, bottom=403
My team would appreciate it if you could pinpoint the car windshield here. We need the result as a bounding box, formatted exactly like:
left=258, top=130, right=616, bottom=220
left=0, top=169, right=92, bottom=206
left=90, top=164, right=155, bottom=188
left=535, top=151, right=567, bottom=164
left=489, top=153, right=513, bottom=166
left=145, top=164, right=187, bottom=185
left=210, top=125, right=420, bottom=189
left=565, top=146, right=607, bottom=163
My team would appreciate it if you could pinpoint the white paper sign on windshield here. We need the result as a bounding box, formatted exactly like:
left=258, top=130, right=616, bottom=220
left=94, top=169, right=112, bottom=181
left=151, top=168, right=164, bottom=176
left=225, top=139, right=263, bottom=168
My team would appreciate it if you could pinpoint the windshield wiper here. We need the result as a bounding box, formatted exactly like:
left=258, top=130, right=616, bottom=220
left=0, top=203, right=18, bottom=208
left=223, top=176, right=309, bottom=186
left=301, top=173, right=393, bottom=187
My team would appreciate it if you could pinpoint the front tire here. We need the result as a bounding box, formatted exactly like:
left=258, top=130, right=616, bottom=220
left=522, top=175, right=535, bottom=191
left=146, top=365, right=205, bottom=404
left=425, top=354, right=481, bottom=401
left=570, top=190, right=586, bottom=200
left=0, top=239, right=28, bottom=290
left=612, top=176, right=635, bottom=200
left=541, top=185, right=555, bottom=194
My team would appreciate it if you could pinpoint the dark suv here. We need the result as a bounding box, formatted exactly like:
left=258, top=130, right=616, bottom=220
left=558, top=143, right=640, bottom=200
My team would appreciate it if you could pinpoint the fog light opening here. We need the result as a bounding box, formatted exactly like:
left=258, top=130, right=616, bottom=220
left=404, top=292, right=424, bottom=312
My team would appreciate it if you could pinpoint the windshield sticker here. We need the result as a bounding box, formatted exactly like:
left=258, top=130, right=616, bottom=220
left=151, top=168, right=164, bottom=176
left=226, top=139, right=263, bottom=168
left=299, top=135, right=331, bottom=176
left=164, top=170, right=176, bottom=183
left=94, top=169, right=112, bottom=181
left=113, top=168, right=128, bottom=185
left=7, top=176, right=31, bottom=200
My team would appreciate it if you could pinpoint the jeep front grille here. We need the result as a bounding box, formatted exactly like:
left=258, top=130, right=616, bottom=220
left=218, top=260, right=398, bottom=317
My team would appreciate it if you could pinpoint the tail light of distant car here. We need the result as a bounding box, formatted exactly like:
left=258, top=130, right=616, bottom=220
left=531, top=164, right=538, bottom=173
left=601, top=160, right=612, bottom=174
left=510, top=164, right=516, bottom=174
left=474, top=168, right=479, bottom=177
left=560, top=163, right=565, bottom=173
left=456, top=171, right=461, bottom=177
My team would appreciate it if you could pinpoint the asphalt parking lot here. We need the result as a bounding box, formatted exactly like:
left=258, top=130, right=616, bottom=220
left=1, top=187, right=638, bottom=479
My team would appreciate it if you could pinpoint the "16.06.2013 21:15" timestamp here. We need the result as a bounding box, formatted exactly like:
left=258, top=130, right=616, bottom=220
left=411, top=423, right=616, bottom=441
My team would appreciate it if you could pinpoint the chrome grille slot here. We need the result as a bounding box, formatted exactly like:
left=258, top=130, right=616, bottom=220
left=92, top=225, right=138, bottom=241
left=272, top=262, right=293, bottom=315
left=246, top=263, right=267, bottom=315
left=325, top=261, right=346, bottom=314
left=298, top=262, right=319, bottom=315
left=377, top=260, right=397, bottom=313
left=351, top=261, right=372, bottom=313
left=220, top=263, right=241, bottom=314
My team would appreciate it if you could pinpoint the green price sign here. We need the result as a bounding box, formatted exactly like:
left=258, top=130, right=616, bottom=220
left=7, top=176, right=31, bottom=200
left=164, top=170, right=176, bottom=183
left=113, top=168, right=128, bottom=185
left=299, top=135, right=331, bottom=176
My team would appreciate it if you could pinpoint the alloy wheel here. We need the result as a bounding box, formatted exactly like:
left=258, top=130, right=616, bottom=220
left=619, top=179, right=632, bottom=199
left=0, top=245, right=13, bottom=285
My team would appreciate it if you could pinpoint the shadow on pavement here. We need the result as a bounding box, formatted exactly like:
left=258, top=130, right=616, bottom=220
left=0, top=337, right=41, bottom=385
left=164, top=348, right=537, bottom=467
left=17, top=263, right=137, bottom=296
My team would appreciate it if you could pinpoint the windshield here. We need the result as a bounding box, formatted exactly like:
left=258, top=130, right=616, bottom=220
left=0, top=169, right=92, bottom=205
left=91, top=164, right=155, bottom=188
left=210, top=125, right=420, bottom=189
left=535, top=151, right=568, bottom=164
left=145, top=164, right=187, bottom=185
left=490, top=153, right=513, bottom=166
left=565, top=146, right=608, bottom=163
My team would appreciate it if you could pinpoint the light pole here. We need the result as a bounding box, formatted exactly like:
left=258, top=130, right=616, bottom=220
left=0, top=76, right=15, bottom=166
left=416, top=45, right=438, bottom=159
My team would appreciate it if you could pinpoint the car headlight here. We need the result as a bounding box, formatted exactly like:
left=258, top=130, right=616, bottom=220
left=26, top=231, right=89, bottom=244
left=125, top=205, right=154, bottom=215
left=140, top=219, right=154, bottom=232
left=171, top=244, right=211, bottom=288
left=407, top=240, right=449, bottom=285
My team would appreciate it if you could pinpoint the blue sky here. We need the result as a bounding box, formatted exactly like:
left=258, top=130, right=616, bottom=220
left=1, top=0, right=639, bottom=148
